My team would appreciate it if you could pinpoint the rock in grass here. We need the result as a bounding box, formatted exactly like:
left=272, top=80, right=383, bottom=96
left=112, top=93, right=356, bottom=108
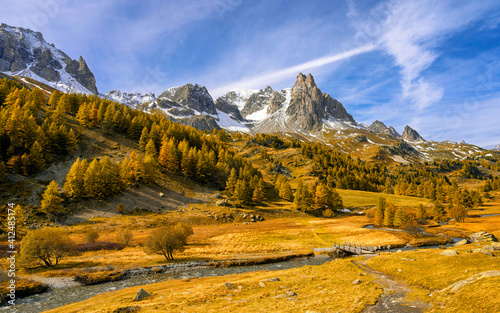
left=482, top=245, right=495, bottom=252
left=261, top=277, right=280, bottom=282
left=134, top=288, right=151, bottom=301
left=352, top=279, right=362, bottom=285
left=287, top=291, right=297, bottom=297
left=440, top=250, right=458, bottom=256
left=454, top=239, right=470, bottom=247
left=470, top=231, right=498, bottom=243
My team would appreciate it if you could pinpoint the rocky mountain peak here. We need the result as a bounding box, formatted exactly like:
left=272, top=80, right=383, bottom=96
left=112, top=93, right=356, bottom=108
left=0, top=23, right=98, bottom=94
left=157, top=83, right=216, bottom=115
left=368, top=120, right=401, bottom=138
left=402, top=125, right=425, bottom=142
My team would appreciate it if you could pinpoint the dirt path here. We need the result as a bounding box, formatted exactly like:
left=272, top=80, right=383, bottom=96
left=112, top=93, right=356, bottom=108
left=353, top=255, right=432, bottom=313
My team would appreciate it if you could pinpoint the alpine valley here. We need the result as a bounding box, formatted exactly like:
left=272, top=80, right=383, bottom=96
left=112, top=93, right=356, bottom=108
left=1, top=23, right=500, bottom=313
left=0, top=24, right=491, bottom=164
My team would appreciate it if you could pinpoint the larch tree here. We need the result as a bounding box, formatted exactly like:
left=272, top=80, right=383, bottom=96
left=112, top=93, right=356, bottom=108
left=40, top=180, right=65, bottom=220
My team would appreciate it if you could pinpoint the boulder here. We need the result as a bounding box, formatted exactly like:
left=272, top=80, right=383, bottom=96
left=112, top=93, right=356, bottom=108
left=159, top=192, right=165, bottom=197
left=440, top=250, right=458, bottom=256
left=482, top=245, right=495, bottom=252
left=287, top=291, right=297, bottom=297
left=216, top=199, right=230, bottom=207
left=470, top=231, right=498, bottom=243
left=134, top=288, right=151, bottom=301
left=454, top=239, right=470, bottom=247
left=352, top=279, right=362, bottom=285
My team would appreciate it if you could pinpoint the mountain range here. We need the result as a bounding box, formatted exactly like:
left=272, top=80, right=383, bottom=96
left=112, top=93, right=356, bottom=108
left=1, top=23, right=494, bottom=161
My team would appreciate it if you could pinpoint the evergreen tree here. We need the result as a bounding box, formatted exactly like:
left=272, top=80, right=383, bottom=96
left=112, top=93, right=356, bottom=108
left=40, top=180, right=65, bottom=220
left=64, top=158, right=88, bottom=198
left=279, top=181, right=294, bottom=201
left=225, top=168, right=238, bottom=193
left=314, top=183, right=329, bottom=210
left=383, top=199, right=395, bottom=227
left=252, top=178, right=265, bottom=203
left=432, top=201, right=446, bottom=222
left=26, top=141, right=45, bottom=174
left=416, top=204, right=427, bottom=221
left=374, top=197, right=385, bottom=226
left=393, top=207, right=406, bottom=228
left=139, top=127, right=150, bottom=151
left=84, top=159, right=104, bottom=198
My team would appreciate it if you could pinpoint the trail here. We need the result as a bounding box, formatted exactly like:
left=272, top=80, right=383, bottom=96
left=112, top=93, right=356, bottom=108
left=353, top=255, right=432, bottom=313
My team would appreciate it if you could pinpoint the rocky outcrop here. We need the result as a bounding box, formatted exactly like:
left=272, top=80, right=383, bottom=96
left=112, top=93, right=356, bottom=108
left=0, top=23, right=98, bottom=94
left=159, top=84, right=216, bottom=115
left=65, top=56, right=98, bottom=94
left=368, top=120, right=401, bottom=138
left=178, top=115, right=220, bottom=131
left=241, top=86, right=277, bottom=117
left=215, top=97, right=244, bottom=121
left=401, top=125, right=424, bottom=142
left=286, top=73, right=355, bottom=131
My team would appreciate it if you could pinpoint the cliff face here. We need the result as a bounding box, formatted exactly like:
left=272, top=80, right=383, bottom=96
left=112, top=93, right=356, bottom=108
left=0, top=23, right=98, bottom=94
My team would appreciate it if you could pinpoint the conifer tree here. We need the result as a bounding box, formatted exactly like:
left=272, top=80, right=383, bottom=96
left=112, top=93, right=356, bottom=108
left=252, top=178, right=265, bottom=203
left=84, top=159, right=104, bottom=198
left=139, top=127, right=150, bottom=151
left=314, top=183, right=329, bottom=210
left=27, top=141, right=45, bottom=174
left=64, top=158, right=88, bottom=198
left=374, top=197, right=385, bottom=226
left=225, top=168, right=238, bottom=193
left=383, top=200, right=395, bottom=227
left=416, top=204, right=427, bottom=221
left=279, top=181, right=294, bottom=201
left=40, top=180, right=65, bottom=220
left=393, top=207, right=406, bottom=228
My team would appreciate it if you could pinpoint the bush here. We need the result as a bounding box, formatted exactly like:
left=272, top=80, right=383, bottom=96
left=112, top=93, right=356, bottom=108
left=20, top=228, right=73, bottom=267
left=74, top=270, right=125, bottom=285
left=75, top=242, right=123, bottom=252
left=116, top=203, right=126, bottom=214
left=116, top=228, right=133, bottom=247
left=0, top=278, right=48, bottom=302
left=144, top=223, right=193, bottom=260
left=322, top=209, right=335, bottom=218
left=84, top=228, right=100, bottom=243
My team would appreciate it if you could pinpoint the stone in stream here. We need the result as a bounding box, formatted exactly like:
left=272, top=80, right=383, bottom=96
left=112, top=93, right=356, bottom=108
left=440, top=250, right=458, bottom=256
left=454, top=239, right=470, bottom=247
left=134, top=288, right=151, bottom=301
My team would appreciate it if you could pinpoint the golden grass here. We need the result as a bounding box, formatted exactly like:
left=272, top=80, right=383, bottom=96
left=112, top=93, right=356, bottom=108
left=47, top=257, right=382, bottom=313
left=368, top=245, right=500, bottom=312
left=337, top=189, right=431, bottom=208
left=367, top=245, right=500, bottom=290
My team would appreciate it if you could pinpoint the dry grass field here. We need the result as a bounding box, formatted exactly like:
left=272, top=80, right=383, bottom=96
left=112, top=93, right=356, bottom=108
left=47, top=257, right=383, bottom=313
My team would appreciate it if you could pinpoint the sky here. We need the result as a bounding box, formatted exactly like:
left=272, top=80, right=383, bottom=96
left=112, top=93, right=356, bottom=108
left=1, top=0, right=500, bottom=147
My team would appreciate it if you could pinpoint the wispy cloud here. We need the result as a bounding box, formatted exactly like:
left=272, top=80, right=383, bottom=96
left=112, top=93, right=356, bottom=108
left=349, top=0, right=498, bottom=110
left=209, top=44, right=375, bottom=97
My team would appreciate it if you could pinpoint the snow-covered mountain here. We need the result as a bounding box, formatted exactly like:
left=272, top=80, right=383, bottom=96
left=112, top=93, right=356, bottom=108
left=0, top=23, right=97, bottom=94
left=104, top=90, right=156, bottom=108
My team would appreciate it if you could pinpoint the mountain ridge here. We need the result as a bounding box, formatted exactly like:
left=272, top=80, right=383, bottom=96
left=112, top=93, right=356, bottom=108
left=0, top=23, right=98, bottom=94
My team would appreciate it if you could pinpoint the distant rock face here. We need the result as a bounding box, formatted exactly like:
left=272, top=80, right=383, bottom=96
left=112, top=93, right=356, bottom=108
left=180, top=115, right=220, bottom=131
left=159, top=84, right=216, bottom=115
left=241, top=86, right=278, bottom=117
left=286, top=73, right=355, bottom=131
left=105, top=90, right=156, bottom=108
left=214, top=97, right=244, bottom=121
left=401, top=125, right=424, bottom=142
left=368, top=120, right=401, bottom=138
left=0, top=23, right=98, bottom=94
left=493, top=144, right=500, bottom=151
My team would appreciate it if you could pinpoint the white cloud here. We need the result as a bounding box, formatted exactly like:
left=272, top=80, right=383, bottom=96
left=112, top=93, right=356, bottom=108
left=351, top=0, right=499, bottom=110
left=209, top=44, right=375, bottom=98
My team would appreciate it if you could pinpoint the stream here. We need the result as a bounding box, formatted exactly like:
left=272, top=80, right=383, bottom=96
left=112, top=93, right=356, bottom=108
left=5, top=222, right=475, bottom=312
left=4, top=255, right=332, bottom=313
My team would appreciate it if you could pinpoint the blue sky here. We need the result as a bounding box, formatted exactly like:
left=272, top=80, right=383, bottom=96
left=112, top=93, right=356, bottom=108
left=1, top=0, right=500, bottom=147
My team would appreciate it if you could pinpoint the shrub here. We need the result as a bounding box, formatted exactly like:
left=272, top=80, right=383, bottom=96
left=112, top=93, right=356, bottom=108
left=116, top=228, right=133, bottom=247
left=322, top=209, right=335, bottom=218
left=116, top=203, right=126, bottom=214
left=74, top=270, right=125, bottom=285
left=144, top=223, right=193, bottom=260
left=20, top=228, right=73, bottom=267
left=84, top=228, right=100, bottom=243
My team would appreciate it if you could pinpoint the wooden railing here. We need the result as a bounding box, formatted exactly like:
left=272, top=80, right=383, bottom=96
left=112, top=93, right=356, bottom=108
left=332, top=242, right=384, bottom=255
